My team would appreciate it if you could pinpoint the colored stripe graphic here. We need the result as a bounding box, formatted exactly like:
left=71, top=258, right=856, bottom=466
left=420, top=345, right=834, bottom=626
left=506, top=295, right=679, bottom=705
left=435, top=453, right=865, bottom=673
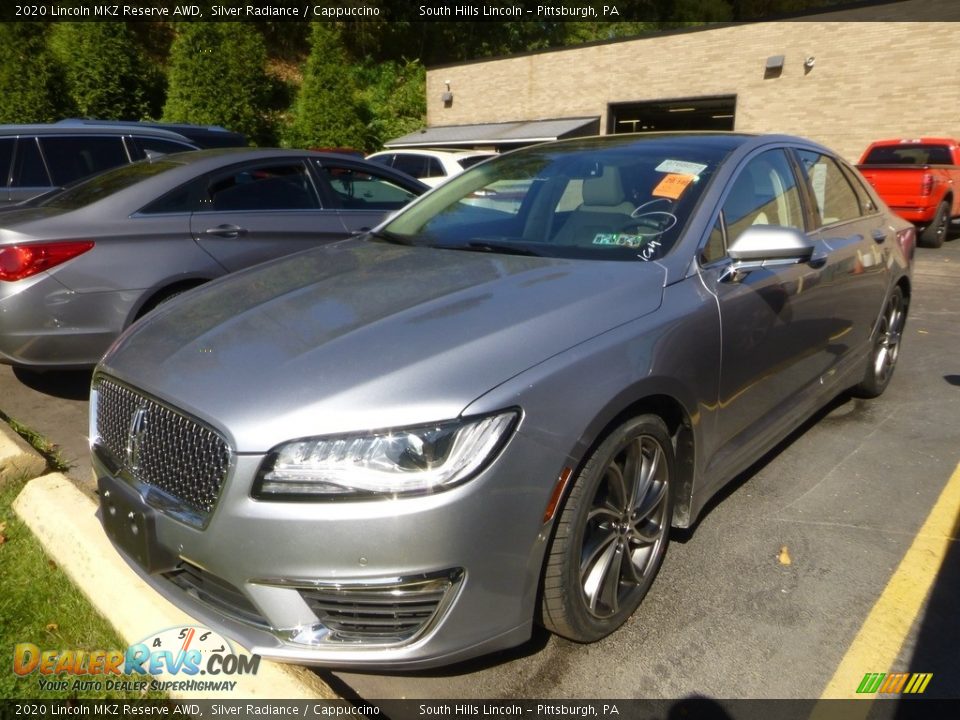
left=904, top=673, right=933, bottom=694
left=856, top=673, right=885, bottom=694
left=856, top=672, right=932, bottom=694
left=878, top=673, right=908, bottom=693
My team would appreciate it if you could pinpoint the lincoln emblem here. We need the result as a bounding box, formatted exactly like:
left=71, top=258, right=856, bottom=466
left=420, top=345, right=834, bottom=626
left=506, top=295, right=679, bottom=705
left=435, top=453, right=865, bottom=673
left=125, top=406, right=149, bottom=473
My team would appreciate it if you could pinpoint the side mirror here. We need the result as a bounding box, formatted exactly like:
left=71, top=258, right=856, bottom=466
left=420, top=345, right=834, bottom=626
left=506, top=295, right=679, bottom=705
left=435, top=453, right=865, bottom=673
left=727, top=225, right=814, bottom=263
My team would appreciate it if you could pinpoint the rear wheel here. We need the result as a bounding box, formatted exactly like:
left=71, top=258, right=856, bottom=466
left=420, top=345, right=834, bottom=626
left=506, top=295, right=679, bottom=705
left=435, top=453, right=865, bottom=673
left=541, top=415, right=673, bottom=642
left=919, top=202, right=949, bottom=248
left=852, top=286, right=906, bottom=398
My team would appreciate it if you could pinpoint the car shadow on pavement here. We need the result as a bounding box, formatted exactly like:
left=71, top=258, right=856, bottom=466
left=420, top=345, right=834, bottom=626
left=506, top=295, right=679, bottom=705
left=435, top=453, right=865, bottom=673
left=12, top=368, right=93, bottom=401
left=670, top=392, right=856, bottom=543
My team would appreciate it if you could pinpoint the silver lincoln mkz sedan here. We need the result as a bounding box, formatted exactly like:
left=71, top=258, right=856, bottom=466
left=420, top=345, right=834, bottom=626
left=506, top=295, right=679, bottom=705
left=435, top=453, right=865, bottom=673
left=92, top=133, right=913, bottom=669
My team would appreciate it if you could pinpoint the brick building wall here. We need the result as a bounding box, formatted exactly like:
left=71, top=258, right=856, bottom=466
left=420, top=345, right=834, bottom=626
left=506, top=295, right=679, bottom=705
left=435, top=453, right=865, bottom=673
left=426, top=1, right=960, bottom=161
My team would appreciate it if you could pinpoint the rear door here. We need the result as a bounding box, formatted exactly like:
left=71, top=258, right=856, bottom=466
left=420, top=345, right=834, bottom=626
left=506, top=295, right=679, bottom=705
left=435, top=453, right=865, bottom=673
left=190, top=158, right=348, bottom=272
left=794, top=149, right=891, bottom=365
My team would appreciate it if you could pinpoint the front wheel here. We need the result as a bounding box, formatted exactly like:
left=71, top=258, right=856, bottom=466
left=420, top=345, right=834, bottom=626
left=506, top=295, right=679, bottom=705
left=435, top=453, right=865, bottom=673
left=541, top=415, right=674, bottom=642
left=852, top=286, right=906, bottom=398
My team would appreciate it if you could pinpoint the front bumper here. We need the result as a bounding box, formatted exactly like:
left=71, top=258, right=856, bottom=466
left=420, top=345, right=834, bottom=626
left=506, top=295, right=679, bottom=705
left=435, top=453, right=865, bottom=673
left=93, top=426, right=561, bottom=670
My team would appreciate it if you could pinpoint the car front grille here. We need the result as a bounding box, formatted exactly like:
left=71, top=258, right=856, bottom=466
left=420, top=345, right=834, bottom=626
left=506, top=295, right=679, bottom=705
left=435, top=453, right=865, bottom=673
left=93, top=376, right=231, bottom=519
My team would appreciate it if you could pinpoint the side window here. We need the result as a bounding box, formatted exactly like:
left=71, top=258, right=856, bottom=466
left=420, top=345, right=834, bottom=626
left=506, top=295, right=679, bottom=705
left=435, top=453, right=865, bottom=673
left=425, top=157, right=446, bottom=178
left=392, top=154, right=427, bottom=179
left=839, top=162, right=877, bottom=215
left=140, top=182, right=197, bottom=215
left=0, top=138, right=14, bottom=186
left=316, top=163, right=419, bottom=210
left=134, top=137, right=196, bottom=159
left=721, top=149, right=804, bottom=246
left=202, top=163, right=320, bottom=211
left=38, top=136, right=128, bottom=186
left=367, top=154, right=394, bottom=168
left=11, top=138, right=51, bottom=188
left=796, top=150, right=862, bottom=225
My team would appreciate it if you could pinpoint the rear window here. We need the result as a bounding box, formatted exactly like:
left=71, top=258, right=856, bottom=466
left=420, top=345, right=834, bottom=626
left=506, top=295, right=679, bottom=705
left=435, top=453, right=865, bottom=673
left=862, top=144, right=954, bottom=166
left=39, top=158, right=182, bottom=210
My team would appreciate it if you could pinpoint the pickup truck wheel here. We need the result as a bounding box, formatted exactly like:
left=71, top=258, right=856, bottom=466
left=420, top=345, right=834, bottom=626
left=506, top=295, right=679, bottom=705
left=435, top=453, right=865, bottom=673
left=919, top=202, right=949, bottom=248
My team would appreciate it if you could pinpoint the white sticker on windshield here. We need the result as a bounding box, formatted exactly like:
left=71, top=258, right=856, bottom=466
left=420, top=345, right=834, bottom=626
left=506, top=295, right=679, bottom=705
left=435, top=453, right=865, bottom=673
left=655, top=159, right=708, bottom=176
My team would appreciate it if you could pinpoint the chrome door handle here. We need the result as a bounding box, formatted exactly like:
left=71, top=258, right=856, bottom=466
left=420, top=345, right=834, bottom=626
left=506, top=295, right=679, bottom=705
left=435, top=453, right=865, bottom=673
left=204, top=224, right=246, bottom=238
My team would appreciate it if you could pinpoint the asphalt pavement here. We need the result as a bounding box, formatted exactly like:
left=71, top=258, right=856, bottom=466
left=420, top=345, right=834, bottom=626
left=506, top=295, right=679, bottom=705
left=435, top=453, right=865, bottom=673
left=2, top=238, right=958, bottom=703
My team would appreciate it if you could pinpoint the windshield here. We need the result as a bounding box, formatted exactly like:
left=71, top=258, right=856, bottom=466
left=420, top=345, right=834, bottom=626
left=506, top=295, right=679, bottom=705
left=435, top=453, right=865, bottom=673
left=38, top=158, right=184, bottom=211
left=381, top=136, right=732, bottom=261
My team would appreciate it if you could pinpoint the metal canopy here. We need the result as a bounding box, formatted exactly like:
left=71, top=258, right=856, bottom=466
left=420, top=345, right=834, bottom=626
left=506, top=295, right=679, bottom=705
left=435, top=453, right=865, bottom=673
left=385, top=117, right=600, bottom=149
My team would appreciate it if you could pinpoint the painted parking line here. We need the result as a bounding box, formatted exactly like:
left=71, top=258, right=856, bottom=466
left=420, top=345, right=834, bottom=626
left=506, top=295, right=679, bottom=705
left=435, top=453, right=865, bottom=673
left=818, top=460, right=960, bottom=704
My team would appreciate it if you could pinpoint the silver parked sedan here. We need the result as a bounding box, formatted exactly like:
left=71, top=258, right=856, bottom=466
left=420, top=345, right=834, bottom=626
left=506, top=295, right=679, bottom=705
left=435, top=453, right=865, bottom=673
left=92, top=133, right=913, bottom=669
left=0, top=148, right=425, bottom=368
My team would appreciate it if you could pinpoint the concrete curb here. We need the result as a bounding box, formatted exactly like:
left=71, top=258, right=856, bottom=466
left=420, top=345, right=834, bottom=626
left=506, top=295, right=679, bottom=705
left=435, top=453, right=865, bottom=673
left=13, top=473, right=338, bottom=701
left=0, top=422, right=47, bottom=485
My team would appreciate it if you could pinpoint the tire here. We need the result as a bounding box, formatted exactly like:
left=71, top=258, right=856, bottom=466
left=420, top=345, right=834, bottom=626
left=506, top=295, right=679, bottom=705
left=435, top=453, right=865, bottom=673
left=851, top=286, right=906, bottom=399
left=541, top=415, right=674, bottom=642
left=919, top=201, right=949, bottom=248
left=135, top=286, right=197, bottom=321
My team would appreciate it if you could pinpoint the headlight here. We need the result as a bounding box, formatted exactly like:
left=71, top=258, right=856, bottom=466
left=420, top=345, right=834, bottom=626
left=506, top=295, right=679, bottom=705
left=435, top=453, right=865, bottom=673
left=253, top=411, right=518, bottom=499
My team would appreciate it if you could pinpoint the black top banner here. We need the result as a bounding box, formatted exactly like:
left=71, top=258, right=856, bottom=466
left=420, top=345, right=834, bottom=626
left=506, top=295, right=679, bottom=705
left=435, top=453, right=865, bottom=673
left=0, top=0, right=946, bottom=23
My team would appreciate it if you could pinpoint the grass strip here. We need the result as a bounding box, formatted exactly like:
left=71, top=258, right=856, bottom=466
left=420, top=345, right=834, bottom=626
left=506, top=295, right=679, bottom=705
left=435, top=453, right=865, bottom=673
left=0, top=475, right=165, bottom=700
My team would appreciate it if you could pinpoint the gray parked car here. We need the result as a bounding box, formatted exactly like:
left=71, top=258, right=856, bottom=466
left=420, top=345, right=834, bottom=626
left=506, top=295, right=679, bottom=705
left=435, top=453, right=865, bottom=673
left=0, top=123, right=201, bottom=205
left=0, top=148, right=426, bottom=368
left=92, top=133, right=913, bottom=669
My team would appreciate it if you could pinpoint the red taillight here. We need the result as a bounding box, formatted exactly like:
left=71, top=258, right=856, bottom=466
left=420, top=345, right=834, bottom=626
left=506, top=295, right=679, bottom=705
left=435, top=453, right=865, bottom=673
left=0, top=241, right=95, bottom=282
left=896, top=226, right=916, bottom=261
left=921, top=173, right=934, bottom=197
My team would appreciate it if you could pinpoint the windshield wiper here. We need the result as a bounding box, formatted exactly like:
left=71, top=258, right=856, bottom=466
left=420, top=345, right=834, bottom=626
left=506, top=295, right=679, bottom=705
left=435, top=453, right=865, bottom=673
left=458, top=241, right=542, bottom=257
left=367, top=229, right=415, bottom=246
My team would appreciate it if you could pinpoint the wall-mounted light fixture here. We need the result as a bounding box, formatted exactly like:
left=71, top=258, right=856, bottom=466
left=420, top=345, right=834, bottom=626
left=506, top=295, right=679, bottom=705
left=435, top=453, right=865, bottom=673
left=803, top=56, right=816, bottom=74
left=441, top=80, right=454, bottom=107
left=764, top=55, right=785, bottom=79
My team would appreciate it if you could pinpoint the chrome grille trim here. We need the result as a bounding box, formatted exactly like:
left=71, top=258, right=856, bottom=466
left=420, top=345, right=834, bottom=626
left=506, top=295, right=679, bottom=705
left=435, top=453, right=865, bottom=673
left=258, top=570, right=464, bottom=647
left=93, top=375, right=231, bottom=522
left=163, top=562, right=269, bottom=629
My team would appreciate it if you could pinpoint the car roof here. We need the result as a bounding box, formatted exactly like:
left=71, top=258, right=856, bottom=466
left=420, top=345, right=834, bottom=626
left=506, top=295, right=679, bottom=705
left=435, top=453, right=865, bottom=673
left=56, top=119, right=247, bottom=148
left=91, top=147, right=431, bottom=192
left=371, top=148, right=498, bottom=158
left=0, top=123, right=194, bottom=142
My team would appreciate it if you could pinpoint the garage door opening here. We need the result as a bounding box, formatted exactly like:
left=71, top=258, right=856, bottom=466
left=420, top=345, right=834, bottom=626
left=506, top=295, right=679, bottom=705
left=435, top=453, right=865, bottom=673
left=609, top=96, right=737, bottom=134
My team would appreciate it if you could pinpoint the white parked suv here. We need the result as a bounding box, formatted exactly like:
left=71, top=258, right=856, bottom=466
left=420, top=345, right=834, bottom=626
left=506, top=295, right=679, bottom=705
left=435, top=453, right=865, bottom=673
left=366, top=148, right=497, bottom=187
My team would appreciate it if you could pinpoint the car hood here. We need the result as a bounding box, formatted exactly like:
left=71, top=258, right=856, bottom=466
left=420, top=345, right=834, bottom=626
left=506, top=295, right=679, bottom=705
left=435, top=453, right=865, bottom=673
left=100, top=240, right=666, bottom=452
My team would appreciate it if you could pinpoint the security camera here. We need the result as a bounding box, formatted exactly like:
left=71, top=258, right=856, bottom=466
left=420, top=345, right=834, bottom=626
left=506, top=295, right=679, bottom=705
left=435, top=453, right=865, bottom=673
left=804, top=56, right=815, bottom=69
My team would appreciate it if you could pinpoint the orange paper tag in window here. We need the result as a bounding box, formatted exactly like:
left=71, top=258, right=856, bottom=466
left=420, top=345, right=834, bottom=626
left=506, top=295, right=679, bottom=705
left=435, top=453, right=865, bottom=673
left=652, top=173, right=695, bottom=199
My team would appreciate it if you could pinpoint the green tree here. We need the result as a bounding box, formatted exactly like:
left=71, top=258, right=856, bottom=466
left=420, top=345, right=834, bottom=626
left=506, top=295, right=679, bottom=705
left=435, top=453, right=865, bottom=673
left=49, top=22, right=161, bottom=121
left=163, top=22, right=274, bottom=144
left=285, top=23, right=367, bottom=150
left=0, top=23, right=73, bottom=123
left=356, top=59, right=426, bottom=150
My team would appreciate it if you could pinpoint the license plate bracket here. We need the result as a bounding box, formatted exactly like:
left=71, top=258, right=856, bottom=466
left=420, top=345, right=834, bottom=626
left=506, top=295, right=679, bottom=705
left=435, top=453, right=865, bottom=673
left=98, top=476, right=178, bottom=574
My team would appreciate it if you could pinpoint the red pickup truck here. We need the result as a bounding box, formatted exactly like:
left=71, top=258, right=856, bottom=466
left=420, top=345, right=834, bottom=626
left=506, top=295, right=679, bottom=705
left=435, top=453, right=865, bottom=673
left=857, top=137, right=960, bottom=248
